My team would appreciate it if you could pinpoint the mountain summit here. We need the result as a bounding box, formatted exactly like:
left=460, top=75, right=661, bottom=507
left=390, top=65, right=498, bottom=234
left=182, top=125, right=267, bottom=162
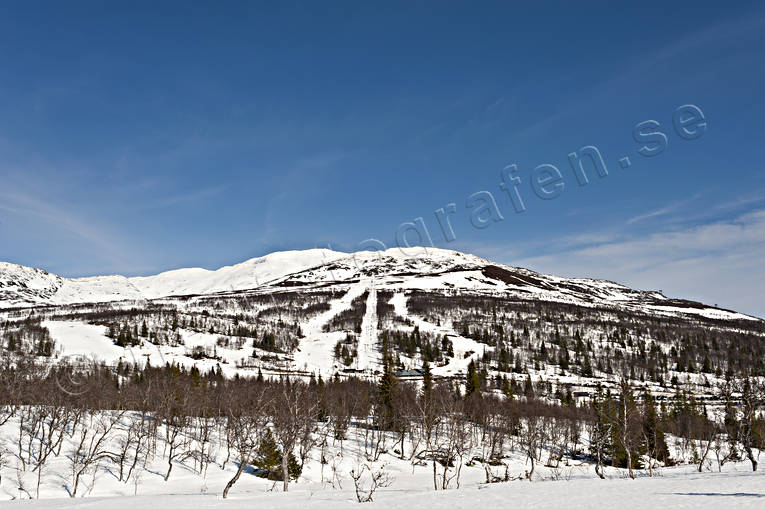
left=0, top=248, right=756, bottom=322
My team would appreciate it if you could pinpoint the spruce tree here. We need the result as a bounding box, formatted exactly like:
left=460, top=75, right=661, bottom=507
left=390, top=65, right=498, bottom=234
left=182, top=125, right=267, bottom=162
left=642, top=389, right=670, bottom=464
left=581, top=354, right=593, bottom=377
left=590, top=384, right=613, bottom=479
left=317, top=374, right=327, bottom=422
left=378, top=362, right=396, bottom=430
left=524, top=374, right=534, bottom=398
left=421, top=360, right=433, bottom=398
left=256, top=429, right=281, bottom=475
left=378, top=335, right=397, bottom=430
left=465, top=360, right=481, bottom=399
left=502, top=375, right=513, bottom=399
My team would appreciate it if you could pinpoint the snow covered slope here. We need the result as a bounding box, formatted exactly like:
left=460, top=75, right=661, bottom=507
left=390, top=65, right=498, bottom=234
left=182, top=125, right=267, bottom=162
left=0, top=249, right=345, bottom=307
left=129, top=249, right=346, bottom=299
left=2, top=405, right=763, bottom=506
left=0, top=248, right=759, bottom=322
left=0, top=262, right=63, bottom=307
left=52, top=276, right=145, bottom=305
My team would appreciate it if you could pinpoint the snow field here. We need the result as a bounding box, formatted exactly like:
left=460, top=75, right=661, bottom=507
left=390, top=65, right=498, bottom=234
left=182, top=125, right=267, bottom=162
left=0, top=411, right=762, bottom=507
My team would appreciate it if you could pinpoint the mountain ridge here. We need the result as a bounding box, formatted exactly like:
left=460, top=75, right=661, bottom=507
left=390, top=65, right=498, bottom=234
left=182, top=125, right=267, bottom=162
left=0, top=248, right=759, bottom=322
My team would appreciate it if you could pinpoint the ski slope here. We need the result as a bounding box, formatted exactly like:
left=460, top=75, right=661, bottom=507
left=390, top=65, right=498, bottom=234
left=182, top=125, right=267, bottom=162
left=292, top=282, right=368, bottom=375
left=355, top=284, right=380, bottom=372
left=389, top=292, right=490, bottom=376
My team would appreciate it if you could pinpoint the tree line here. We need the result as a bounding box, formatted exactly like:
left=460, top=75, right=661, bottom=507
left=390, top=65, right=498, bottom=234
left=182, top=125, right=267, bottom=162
left=0, top=350, right=762, bottom=500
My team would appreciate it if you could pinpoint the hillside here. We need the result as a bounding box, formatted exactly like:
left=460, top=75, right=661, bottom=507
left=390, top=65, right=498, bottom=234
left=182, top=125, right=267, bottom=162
left=0, top=248, right=756, bottom=322
left=1, top=251, right=764, bottom=507
left=0, top=247, right=762, bottom=405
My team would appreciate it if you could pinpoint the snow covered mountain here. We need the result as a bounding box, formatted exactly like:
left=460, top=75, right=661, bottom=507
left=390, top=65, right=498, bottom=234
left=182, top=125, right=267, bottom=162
left=0, top=248, right=758, bottom=322
left=0, top=262, right=64, bottom=307
left=0, top=249, right=345, bottom=308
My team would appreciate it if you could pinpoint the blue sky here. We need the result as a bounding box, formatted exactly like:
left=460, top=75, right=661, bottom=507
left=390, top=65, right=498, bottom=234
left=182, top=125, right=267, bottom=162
left=0, top=1, right=764, bottom=317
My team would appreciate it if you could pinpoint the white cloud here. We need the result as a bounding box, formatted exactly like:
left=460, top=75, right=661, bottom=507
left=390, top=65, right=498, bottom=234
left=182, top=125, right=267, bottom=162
left=626, top=193, right=704, bottom=225
left=509, top=210, right=765, bottom=318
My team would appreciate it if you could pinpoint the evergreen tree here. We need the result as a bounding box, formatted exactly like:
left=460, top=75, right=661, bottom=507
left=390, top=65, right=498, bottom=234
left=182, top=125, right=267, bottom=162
left=581, top=354, right=594, bottom=377
left=317, top=374, right=327, bottom=422
left=254, top=429, right=300, bottom=480
left=421, top=359, right=433, bottom=398
left=701, top=355, right=712, bottom=373
left=378, top=337, right=397, bottom=430
left=721, top=379, right=741, bottom=460
left=465, top=360, right=481, bottom=399
left=116, top=329, right=127, bottom=348
left=287, top=451, right=302, bottom=480
left=256, top=429, right=281, bottom=475
left=502, top=375, right=513, bottom=399
left=590, top=385, right=613, bottom=479
left=524, top=374, right=534, bottom=399
left=641, top=389, right=670, bottom=464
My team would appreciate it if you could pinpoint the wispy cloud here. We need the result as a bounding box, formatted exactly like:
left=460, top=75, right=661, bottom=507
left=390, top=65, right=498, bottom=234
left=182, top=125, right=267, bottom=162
left=626, top=193, right=703, bottom=225
left=626, top=205, right=679, bottom=225
left=712, top=193, right=765, bottom=211
left=0, top=189, right=132, bottom=267
left=0, top=167, right=146, bottom=275
left=510, top=209, right=765, bottom=317
left=137, top=184, right=227, bottom=211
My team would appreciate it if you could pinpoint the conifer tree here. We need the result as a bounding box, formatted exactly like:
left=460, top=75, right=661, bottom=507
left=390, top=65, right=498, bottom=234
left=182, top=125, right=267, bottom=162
left=581, top=354, right=593, bottom=377
left=378, top=334, right=397, bottom=430
left=316, top=374, right=327, bottom=422
left=465, top=360, right=481, bottom=399
left=421, top=360, right=433, bottom=398
left=590, top=384, right=613, bottom=479
left=641, top=389, right=670, bottom=471
left=524, top=374, right=534, bottom=399
left=255, top=429, right=283, bottom=479
left=502, top=375, right=513, bottom=399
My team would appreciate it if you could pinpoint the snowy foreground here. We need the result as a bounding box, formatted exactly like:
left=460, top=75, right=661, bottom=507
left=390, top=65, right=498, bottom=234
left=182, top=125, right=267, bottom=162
left=1, top=408, right=763, bottom=509
left=1, top=467, right=763, bottom=509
